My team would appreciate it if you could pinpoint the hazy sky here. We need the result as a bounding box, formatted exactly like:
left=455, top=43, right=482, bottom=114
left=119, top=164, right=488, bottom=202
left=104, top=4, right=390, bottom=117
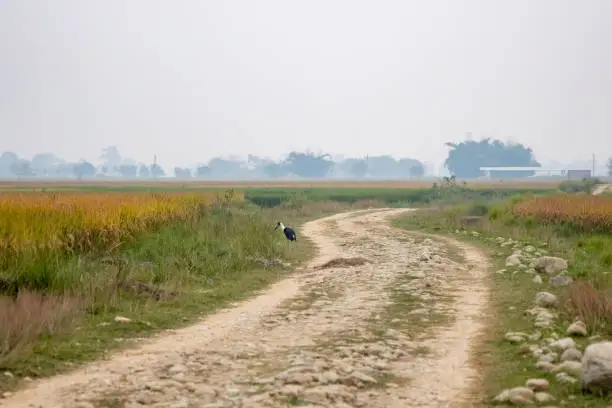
left=1, top=0, right=611, bottom=169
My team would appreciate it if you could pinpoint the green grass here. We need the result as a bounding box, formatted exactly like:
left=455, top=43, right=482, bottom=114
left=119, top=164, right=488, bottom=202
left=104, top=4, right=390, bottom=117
left=243, top=186, right=555, bottom=208
left=0, top=201, right=345, bottom=393
left=393, top=201, right=612, bottom=407
left=558, top=177, right=602, bottom=194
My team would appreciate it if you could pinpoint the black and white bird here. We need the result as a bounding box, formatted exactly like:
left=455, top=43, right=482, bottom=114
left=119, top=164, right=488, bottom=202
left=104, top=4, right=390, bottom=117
left=275, top=221, right=297, bottom=242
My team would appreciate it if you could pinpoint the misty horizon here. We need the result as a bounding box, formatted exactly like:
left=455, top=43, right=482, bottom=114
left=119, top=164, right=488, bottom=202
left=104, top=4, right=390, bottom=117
left=1, top=0, right=611, bottom=170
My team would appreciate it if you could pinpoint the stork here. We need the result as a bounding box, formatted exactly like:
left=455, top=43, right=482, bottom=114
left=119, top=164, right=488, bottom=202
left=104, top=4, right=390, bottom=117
left=275, top=221, right=296, bottom=242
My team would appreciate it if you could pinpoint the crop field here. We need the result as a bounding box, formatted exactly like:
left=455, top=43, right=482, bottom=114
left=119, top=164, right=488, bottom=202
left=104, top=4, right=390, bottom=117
left=0, top=179, right=560, bottom=213
left=0, top=178, right=563, bottom=191
left=0, top=191, right=236, bottom=250
left=511, top=194, right=612, bottom=233
left=0, top=190, right=239, bottom=289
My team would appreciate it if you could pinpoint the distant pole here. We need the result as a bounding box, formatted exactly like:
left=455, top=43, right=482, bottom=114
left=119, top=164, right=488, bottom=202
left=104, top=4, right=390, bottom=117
left=592, top=154, right=596, bottom=177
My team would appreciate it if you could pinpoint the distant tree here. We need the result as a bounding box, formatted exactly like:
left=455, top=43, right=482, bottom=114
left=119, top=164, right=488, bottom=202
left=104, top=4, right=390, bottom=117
left=121, top=158, right=138, bottom=166
left=0, top=151, right=19, bottom=176
left=53, top=163, right=76, bottom=177
left=283, top=151, right=334, bottom=178
left=263, top=162, right=288, bottom=178
left=397, top=158, right=425, bottom=178
left=9, top=160, right=34, bottom=178
left=246, top=155, right=278, bottom=178
left=409, top=163, right=425, bottom=178
left=118, top=164, right=138, bottom=178
left=0, top=151, right=19, bottom=165
left=607, top=157, right=612, bottom=177
left=100, top=146, right=122, bottom=172
left=366, top=156, right=398, bottom=178
left=247, top=154, right=268, bottom=169
left=195, top=165, right=211, bottom=178
left=138, top=164, right=150, bottom=178
left=207, top=157, right=246, bottom=178
left=73, top=161, right=96, bottom=179
left=349, top=160, right=368, bottom=178
left=150, top=163, right=165, bottom=178
left=173, top=167, right=191, bottom=178
left=444, top=138, right=540, bottom=178
left=30, top=153, right=60, bottom=176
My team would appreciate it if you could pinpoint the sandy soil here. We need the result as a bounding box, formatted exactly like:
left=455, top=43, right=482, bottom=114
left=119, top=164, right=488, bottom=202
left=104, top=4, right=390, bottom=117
left=1, top=208, right=489, bottom=408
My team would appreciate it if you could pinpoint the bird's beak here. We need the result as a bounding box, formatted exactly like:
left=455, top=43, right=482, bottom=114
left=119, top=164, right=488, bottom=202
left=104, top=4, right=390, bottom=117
left=273, top=224, right=279, bottom=230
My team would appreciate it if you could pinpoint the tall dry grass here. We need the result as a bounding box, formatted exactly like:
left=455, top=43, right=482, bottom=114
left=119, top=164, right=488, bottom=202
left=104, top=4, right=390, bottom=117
left=0, top=191, right=241, bottom=280
left=0, top=191, right=238, bottom=254
left=511, top=194, right=612, bottom=233
left=0, top=291, right=83, bottom=365
left=563, top=281, right=612, bottom=335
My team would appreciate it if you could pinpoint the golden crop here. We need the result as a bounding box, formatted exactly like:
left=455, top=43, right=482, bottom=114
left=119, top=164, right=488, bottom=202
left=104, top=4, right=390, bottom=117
left=0, top=191, right=242, bottom=265
left=512, top=195, right=612, bottom=232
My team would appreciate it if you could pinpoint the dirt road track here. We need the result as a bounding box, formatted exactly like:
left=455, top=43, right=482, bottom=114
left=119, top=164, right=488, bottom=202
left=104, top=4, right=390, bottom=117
left=1, top=208, right=490, bottom=408
left=592, top=184, right=612, bottom=195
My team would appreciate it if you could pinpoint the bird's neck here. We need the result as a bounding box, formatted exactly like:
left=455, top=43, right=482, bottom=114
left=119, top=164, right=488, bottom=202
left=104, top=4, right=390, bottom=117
left=279, top=222, right=285, bottom=230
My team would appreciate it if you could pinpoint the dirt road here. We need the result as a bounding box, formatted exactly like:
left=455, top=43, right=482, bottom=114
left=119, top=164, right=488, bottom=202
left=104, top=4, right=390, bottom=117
left=1, top=208, right=490, bottom=408
left=593, top=183, right=612, bottom=195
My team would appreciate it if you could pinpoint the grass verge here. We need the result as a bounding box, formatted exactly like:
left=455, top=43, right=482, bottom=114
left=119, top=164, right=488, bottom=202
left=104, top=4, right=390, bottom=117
left=393, top=204, right=612, bottom=407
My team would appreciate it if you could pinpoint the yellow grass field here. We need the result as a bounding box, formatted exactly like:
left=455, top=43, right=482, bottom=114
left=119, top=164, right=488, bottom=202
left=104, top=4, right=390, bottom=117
left=0, top=191, right=241, bottom=267
left=511, top=194, right=612, bottom=232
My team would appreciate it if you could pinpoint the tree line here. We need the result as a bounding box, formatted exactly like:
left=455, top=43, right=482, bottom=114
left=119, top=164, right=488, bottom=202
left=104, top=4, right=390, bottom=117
left=0, top=147, right=427, bottom=180
left=1, top=139, right=608, bottom=179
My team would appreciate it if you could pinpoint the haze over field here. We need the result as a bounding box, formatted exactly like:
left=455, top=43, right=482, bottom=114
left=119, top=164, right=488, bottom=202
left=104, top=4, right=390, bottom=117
left=1, top=0, right=612, bottom=172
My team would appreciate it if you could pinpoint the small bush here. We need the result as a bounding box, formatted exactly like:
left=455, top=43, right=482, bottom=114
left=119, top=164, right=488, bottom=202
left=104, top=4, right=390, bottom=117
left=559, top=178, right=601, bottom=194
left=467, top=202, right=489, bottom=216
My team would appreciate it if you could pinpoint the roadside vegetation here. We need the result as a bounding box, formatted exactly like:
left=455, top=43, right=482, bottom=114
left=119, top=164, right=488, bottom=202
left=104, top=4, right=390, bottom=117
left=394, top=190, right=612, bottom=406
left=558, top=177, right=603, bottom=194
left=0, top=188, right=376, bottom=392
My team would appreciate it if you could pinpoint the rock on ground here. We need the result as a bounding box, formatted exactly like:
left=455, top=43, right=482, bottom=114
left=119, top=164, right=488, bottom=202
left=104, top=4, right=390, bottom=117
left=582, top=341, right=612, bottom=394
left=567, top=321, right=588, bottom=337
left=549, top=275, right=573, bottom=286
left=535, top=292, right=558, bottom=308
left=526, top=378, right=549, bottom=391
left=508, top=386, right=535, bottom=404
left=560, top=348, right=583, bottom=362
left=534, top=256, right=568, bottom=275
left=506, top=254, right=522, bottom=266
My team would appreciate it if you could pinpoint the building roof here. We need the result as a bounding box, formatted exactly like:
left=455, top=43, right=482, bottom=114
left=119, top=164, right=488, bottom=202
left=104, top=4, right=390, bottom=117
left=479, top=167, right=590, bottom=171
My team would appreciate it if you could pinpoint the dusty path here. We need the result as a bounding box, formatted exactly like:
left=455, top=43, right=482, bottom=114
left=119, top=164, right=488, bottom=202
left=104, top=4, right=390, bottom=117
left=1, top=208, right=489, bottom=408
left=592, top=183, right=612, bottom=195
